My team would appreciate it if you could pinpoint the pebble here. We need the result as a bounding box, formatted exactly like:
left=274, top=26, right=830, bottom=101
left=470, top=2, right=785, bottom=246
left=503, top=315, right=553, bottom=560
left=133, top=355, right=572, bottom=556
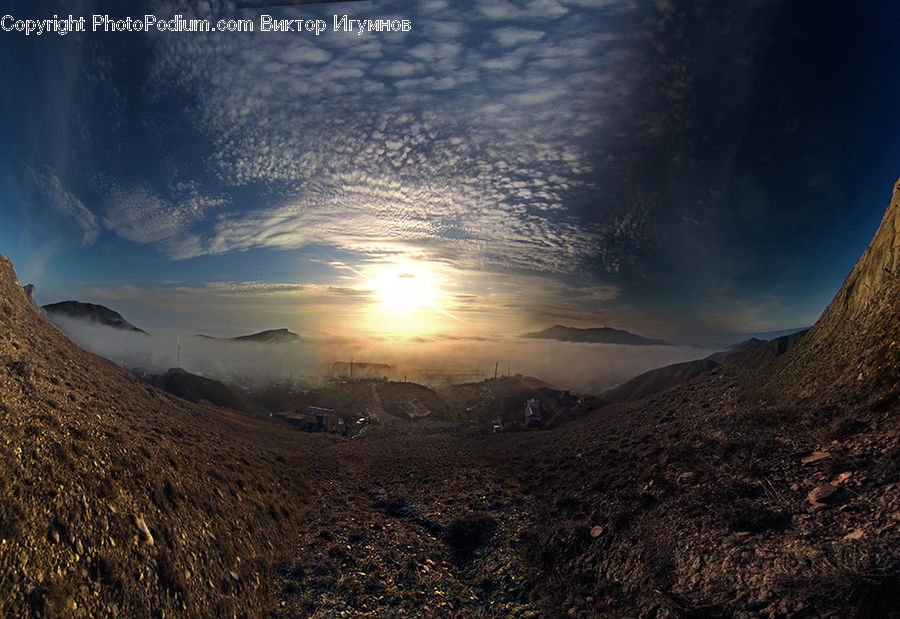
left=808, top=484, right=838, bottom=508
left=134, top=515, right=154, bottom=545
left=801, top=451, right=831, bottom=465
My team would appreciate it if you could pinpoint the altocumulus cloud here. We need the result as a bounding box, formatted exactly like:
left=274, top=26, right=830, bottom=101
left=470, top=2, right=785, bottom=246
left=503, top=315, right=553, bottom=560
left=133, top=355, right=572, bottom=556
left=113, top=0, right=647, bottom=281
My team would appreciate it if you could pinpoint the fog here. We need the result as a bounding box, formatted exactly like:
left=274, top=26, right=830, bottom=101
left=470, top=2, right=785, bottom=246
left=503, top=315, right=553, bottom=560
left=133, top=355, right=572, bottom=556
left=48, top=315, right=717, bottom=394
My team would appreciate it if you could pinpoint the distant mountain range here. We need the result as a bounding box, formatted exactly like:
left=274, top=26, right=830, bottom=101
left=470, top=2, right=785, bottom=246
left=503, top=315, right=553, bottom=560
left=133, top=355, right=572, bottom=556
left=195, top=328, right=302, bottom=344
left=523, top=324, right=672, bottom=346
left=42, top=300, right=146, bottom=333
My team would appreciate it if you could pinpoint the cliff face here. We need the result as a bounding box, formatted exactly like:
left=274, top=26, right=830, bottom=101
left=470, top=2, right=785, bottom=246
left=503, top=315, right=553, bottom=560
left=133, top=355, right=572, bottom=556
left=817, top=177, right=900, bottom=331
left=0, top=255, right=313, bottom=615
left=765, top=177, right=900, bottom=400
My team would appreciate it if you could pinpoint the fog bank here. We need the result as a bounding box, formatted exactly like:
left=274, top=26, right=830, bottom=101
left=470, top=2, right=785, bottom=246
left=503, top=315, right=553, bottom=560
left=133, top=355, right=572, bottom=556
left=48, top=315, right=716, bottom=393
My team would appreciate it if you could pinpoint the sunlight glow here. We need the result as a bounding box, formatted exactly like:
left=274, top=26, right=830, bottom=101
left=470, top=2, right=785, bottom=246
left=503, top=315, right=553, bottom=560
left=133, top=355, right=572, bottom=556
left=357, top=259, right=460, bottom=336
left=371, top=265, right=440, bottom=317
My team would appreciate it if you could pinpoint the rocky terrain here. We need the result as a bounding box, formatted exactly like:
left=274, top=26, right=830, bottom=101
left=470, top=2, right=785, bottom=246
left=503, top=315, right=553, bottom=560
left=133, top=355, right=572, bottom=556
left=0, top=256, right=317, bottom=616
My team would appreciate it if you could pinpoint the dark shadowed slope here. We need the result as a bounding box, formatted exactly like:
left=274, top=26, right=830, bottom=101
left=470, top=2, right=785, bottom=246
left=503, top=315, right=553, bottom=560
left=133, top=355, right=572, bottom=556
left=0, top=255, right=316, bottom=616
left=523, top=324, right=672, bottom=346
left=605, top=330, right=808, bottom=403
left=726, top=329, right=807, bottom=368
left=147, top=367, right=251, bottom=413
left=42, top=300, right=147, bottom=333
left=605, top=357, right=720, bottom=402
left=706, top=337, right=767, bottom=363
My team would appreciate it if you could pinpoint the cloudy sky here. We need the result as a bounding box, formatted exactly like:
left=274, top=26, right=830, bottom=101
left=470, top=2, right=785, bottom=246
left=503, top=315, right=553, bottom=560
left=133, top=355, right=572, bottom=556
left=2, top=0, right=900, bottom=343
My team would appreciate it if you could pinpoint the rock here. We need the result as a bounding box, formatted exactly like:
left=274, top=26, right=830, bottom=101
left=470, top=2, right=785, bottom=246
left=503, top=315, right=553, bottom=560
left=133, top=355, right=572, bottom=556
left=830, top=472, right=852, bottom=486
left=801, top=451, right=831, bottom=465
left=808, top=484, right=838, bottom=507
left=843, top=528, right=864, bottom=540
left=590, top=525, right=606, bottom=538
left=677, top=471, right=695, bottom=484
left=134, top=515, right=154, bottom=545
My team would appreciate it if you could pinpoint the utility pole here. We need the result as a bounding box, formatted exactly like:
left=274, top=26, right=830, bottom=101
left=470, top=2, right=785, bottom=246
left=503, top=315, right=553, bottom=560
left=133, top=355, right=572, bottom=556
left=494, top=361, right=498, bottom=379
left=177, top=335, right=181, bottom=368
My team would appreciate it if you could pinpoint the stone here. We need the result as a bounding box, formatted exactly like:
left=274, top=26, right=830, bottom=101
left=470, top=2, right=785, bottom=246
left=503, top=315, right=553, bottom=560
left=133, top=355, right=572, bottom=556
left=808, top=484, right=838, bottom=507
left=134, top=516, right=153, bottom=545
left=801, top=451, right=831, bottom=465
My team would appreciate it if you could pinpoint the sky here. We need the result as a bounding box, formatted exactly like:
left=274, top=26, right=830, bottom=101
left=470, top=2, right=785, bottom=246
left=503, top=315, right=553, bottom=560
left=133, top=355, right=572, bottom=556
left=2, top=0, right=900, bottom=346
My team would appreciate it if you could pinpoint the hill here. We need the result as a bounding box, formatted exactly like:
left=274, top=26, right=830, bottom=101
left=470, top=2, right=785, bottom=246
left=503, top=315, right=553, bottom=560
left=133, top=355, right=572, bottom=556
left=605, top=357, right=721, bottom=402
left=706, top=336, right=767, bottom=363
left=195, top=328, right=301, bottom=344
left=146, top=368, right=251, bottom=413
left=522, top=324, right=671, bottom=346
left=0, top=255, right=315, bottom=616
left=606, top=330, right=809, bottom=403
left=42, top=300, right=146, bottom=333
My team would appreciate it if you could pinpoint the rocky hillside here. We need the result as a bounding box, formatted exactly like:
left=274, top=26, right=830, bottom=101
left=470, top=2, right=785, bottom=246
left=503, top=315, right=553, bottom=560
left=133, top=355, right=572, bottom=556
left=605, top=358, right=720, bottom=402
left=767, top=177, right=900, bottom=401
left=0, top=255, right=316, bottom=616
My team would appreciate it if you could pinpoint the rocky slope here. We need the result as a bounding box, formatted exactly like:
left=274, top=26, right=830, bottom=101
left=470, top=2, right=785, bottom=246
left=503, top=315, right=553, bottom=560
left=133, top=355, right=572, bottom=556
left=766, top=177, right=900, bottom=401
left=0, top=255, right=317, bottom=616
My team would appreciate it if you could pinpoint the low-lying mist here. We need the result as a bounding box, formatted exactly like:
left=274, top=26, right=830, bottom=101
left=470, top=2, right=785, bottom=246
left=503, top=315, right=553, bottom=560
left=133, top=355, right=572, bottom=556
left=47, top=315, right=716, bottom=394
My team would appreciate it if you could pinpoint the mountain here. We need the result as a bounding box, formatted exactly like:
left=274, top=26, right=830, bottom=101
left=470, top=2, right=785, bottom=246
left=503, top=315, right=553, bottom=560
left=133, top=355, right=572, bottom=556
left=0, top=254, right=314, bottom=616
left=196, top=328, right=301, bottom=343
left=42, top=300, right=147, bottom=333
left=146, top=368, right=250, bottom=413
left=522, top=324, right=671, bottom=346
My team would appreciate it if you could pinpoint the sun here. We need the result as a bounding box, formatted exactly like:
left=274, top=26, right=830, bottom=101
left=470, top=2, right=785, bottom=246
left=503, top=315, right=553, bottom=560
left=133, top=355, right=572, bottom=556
left=370, top=264, right=440, bottom=317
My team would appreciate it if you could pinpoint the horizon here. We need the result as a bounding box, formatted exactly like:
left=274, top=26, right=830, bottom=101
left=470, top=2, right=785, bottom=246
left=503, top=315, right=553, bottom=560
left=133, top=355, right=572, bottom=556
left=3, top=1, right=900, bottom=347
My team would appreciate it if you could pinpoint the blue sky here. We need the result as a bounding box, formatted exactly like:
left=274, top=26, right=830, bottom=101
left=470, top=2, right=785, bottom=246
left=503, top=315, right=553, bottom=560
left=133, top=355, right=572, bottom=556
left=2, top=0, right=900, bottom=341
